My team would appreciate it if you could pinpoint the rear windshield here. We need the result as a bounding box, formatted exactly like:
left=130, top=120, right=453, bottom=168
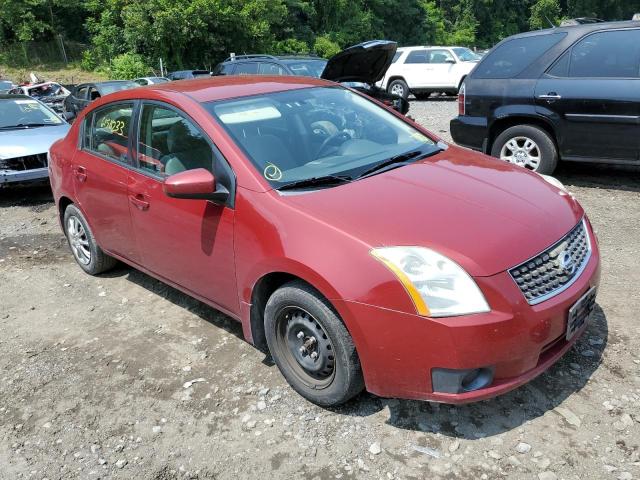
left=473, top=32, right=566, bottom=79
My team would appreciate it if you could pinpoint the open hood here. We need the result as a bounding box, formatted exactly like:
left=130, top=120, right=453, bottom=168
left=321, top=40, right=397, bottom=85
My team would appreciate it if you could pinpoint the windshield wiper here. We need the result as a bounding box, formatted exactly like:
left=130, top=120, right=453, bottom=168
left=277, top=174, right=352, bottom=191
left=0, top=123, right=53, bottom=130
left=356, top=147, right=443, bottom=179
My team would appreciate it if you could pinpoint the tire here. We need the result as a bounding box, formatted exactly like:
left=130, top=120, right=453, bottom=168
left=264, top=281, right=364, bottom=406
left=491, top=124, right=558, bottom=174
left=63, top=204, right=117, bottom=275
left=387, top=79, right=409, bottom=100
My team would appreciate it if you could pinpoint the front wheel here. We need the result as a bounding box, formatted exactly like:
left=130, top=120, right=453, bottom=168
left=264, top=281, right=364, bottom=406
left=491, top=125, right=558, bottom=174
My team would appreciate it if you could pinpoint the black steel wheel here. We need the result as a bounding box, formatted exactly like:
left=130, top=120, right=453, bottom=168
left=264, top=281, right=364, bottom=406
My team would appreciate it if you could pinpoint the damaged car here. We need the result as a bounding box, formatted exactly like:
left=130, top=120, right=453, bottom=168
left=9, top=81, right=71, bottom=115
left=0, top=95, right=70, bottom=185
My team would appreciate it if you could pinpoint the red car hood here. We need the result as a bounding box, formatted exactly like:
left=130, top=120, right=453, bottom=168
left=279, top=149, right=584, bottom=277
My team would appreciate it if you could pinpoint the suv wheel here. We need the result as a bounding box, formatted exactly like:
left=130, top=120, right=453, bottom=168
left=491, top=125, right=558, bottom=174
left=264, top=281, right=364, bottom=406
left=388, top=79, right=409, bottom=100
left=63, top=204, right=118, bottom=275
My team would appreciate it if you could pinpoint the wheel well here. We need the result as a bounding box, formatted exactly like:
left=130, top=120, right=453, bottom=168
left=58, top=196, right=73, bottom=226
left=249, top=272, right=303, bottom=351
left=488, top=117, right=557, bottom=154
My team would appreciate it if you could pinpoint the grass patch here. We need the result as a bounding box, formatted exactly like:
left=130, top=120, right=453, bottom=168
left=0, top=63, right=108, bottom=85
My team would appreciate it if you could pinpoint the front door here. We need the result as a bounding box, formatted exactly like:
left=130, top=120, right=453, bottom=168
left=535, top=28, right=640, bottom=162
left=127, top=102, right=239, bottom=314
left=72, top=101, right=140, bottom=262
left=425, top=49, right=458, bottom=88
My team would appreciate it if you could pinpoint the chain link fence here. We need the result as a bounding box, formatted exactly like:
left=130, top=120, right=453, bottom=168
left=0, top=37, right=88, bottom=67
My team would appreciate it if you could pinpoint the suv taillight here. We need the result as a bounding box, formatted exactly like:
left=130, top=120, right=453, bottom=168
left=458, top=82, right=466, bottom=116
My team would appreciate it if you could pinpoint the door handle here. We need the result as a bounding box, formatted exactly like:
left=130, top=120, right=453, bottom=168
left=538, top=93, right=562, bottom=100
left=129, top=194, right=150, bottom=211
left=74, top=166, right=87, bottom=183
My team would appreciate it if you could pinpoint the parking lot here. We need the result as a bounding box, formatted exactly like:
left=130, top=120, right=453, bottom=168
left=1, top=98, right=639, bottom=480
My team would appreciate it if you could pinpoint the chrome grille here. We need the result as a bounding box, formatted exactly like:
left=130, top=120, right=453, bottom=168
left=509, top=220, right=591, bottom=305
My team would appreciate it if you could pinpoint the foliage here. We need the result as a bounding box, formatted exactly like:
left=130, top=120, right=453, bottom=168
left=2, top=0, right=640, bottom=73
left=313, top=35, right=341, bottom=58
left=108, top=52, right=150, bottom=79
left=80, top=50, right=99, bottom=71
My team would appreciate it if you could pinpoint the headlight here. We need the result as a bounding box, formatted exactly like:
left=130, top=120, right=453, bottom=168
left=371, top=247, right=490, bottom=317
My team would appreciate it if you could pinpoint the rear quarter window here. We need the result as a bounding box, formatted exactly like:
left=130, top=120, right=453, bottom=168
left=473, top=32, right=566, bottom=79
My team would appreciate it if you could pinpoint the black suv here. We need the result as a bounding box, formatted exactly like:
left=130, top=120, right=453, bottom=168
left=451, top=20, right=640, bottom=174
left=212, top=54, right=328, bottom=77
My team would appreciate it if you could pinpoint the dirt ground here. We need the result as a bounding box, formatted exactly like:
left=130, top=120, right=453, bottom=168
left=1, top=99, right=639, bottom=480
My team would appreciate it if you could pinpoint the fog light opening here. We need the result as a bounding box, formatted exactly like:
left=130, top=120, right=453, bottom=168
left=432, top=366, right=495, bottom=394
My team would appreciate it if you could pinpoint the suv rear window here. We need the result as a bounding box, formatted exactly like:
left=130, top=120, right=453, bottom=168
left=474, top=32, right=566, bottom=79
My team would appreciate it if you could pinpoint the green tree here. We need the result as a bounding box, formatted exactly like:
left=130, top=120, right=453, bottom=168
left=530, top=0, right=562, bottom=29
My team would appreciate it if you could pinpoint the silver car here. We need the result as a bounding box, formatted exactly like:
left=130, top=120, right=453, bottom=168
left=0, top=94, right=70, bottom=185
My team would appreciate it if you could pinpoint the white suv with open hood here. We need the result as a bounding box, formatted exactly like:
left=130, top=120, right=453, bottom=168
left=377, top=46, right=480, bottom=100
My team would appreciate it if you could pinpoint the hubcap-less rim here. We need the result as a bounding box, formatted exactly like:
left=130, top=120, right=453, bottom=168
left=499, top=136, right=541, bottom=171
left=67, top=216, right=91, bottom=265
left=390, top=83, right=404, bottom=97
left=275, top=307, right=336, bottom=389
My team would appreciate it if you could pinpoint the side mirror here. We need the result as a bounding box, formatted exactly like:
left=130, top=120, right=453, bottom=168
left=445, top=58, right=456, bottom=64
left=163, top=168, right=229, bottom=203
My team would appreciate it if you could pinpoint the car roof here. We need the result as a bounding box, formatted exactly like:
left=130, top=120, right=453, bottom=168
left=105, top=75, right=333, bottom=103
left=505, top=19, right=640, bottom=40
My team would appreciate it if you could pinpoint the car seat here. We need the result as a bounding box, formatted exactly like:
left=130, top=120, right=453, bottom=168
left=163, top=121, right=213, bottom=175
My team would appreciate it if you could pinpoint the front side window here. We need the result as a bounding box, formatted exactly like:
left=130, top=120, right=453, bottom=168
left=474, top=32, right=566, bottom=79
left=206, top=87, right=439, bottom=188
left=257, top=62, right=287, bottom=75
left=0, top=98, right=63, bottom=129
left=428, top=49, right=455, bottom=64
left=136, top=104, right=213, bottom=177
left=452, top=47, right=481, bottom=62
left=562, top=29, right=640, bottom=78
left=281, top=59, right=328, bottom=77
left=235, top=63, right=259, bottom=75
left=86, top=103, right=134, bottom=163
left=405, top=49, right=429, bottom=64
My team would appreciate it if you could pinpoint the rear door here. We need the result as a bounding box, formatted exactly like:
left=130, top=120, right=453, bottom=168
left=127, top=101, right=239, bottom=314
left=72, top=102, right=140, bottom=262
left=401, top=49, right=430, bottom=89
left=535, top=28, right=640, bottom=162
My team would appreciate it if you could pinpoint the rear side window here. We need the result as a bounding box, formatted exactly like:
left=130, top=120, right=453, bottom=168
left=85, top=103, right=134, bottom=163
left=405, top=50, right=429, bottom=64
left=474, top=32, right=566, bottom=79
left=391, top=51, right=401, bottom=63
left=550, top=29, right=640, bottom=78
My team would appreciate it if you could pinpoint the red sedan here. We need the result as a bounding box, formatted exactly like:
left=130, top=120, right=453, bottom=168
left=49, top=76, right=601, bottom=406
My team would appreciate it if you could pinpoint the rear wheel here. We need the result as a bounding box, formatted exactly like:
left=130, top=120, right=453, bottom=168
left=63, top=204, right=117, bottom=275
left=387, top=79, right=409, bottom=100
left=264, top=281, right=364, bottom=406
left=491, top=124, right=558, bottom=174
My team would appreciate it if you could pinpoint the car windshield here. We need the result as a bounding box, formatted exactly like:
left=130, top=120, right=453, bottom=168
left=0, top=98, right=63, bottom=128
left=149, top=77, right=169, bottom=83
left=0, top=81, right=13, bottom=89
left=206, top=86, right=438, bottom=188
left=281, top=59, right=328, bottom=78
left=100, top=82, right=138, bottom=95
left=452, top=48, right=481, bottom=62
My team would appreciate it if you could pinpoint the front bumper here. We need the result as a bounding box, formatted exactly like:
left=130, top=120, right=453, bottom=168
left=335, top=234, right=601, bottom=403
left=0, top=167, right=49, bottom=184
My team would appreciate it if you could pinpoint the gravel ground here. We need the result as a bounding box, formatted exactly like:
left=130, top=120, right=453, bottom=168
left=1, top=99, right=639, bottom=480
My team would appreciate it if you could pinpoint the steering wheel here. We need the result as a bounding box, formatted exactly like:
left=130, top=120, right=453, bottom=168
left=315, top=131, right=351, bottom=159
